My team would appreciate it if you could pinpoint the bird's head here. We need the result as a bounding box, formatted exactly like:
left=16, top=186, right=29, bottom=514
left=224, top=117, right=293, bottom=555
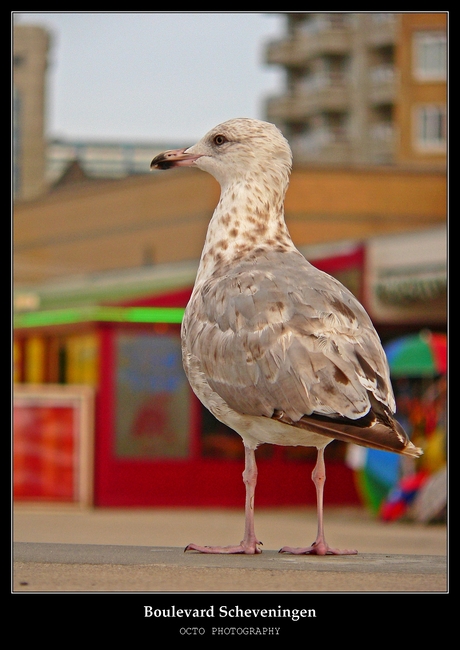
left=151, top=118, right=292, bottom=191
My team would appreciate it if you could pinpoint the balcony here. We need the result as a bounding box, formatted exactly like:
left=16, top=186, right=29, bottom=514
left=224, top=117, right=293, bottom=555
left=291, top=127, right=352, bottom=164
left=266, top=29, right=351, bottom=67
left=367, top=122, right=395, bottom=163
left=367, top=65, right=396, bottom=106
left=266, top=73, right=349, bottom=121
left=365, top=13, right=397, bottom=48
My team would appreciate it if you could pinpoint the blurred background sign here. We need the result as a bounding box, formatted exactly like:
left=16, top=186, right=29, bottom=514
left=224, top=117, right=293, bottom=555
left=13, top=385, right=94, bottom=505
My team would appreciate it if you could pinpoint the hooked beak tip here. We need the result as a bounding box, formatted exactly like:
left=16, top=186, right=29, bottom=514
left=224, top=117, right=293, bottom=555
left=150, top=147, right=201, bottom=170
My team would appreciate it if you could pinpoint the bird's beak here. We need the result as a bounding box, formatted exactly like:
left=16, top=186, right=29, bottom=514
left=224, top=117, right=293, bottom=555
left=150, top=147, right=202, bottom=170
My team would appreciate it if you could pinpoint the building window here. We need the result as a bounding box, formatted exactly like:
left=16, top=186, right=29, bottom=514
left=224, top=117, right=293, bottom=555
left=413, top=31, right=446, bottom=81
left=414, top=104, right=446, bottom=152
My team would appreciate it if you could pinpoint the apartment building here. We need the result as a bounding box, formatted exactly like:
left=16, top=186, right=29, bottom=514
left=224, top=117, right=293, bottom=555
left=13, top=24, right=51, bottom=200
left=397, top=13, right=447, bottom=165
left=265, top=13, right=446, bottom=166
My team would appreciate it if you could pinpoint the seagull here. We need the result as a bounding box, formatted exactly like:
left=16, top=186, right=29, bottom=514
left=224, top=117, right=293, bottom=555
left=151, top=118, right=422, bottom=555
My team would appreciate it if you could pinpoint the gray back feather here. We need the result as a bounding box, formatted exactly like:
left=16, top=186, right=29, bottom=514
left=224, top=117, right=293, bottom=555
left=183, top=249, right=395, bottom=422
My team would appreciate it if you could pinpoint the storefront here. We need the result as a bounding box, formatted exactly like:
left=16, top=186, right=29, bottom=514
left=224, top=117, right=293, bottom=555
left=13, top=228, right=446, bottom=509
left=13, top=287, right=359, bottom=508
left=365, top=226, right=446, bottom=328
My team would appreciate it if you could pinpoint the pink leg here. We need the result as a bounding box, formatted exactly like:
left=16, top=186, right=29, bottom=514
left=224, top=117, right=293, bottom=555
left=279, top=447, right=357, bottom=556
left=185, top=446, right=262, bottom=554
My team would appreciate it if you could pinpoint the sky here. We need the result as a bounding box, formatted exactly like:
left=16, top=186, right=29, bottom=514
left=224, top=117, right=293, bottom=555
left=14, top=12, right=286, bottom=144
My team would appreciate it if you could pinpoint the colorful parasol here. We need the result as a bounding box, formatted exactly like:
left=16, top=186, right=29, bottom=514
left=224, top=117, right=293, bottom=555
left=353, top=448, right=400, bottom=513
left=353, top=331, right=446, bottom=515
left=380, top=471, right=428, bottom=521
left=384, top=330, right=447, bottom=377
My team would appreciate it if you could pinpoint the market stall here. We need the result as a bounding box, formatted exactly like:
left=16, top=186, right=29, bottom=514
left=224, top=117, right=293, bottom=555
left=13, top=286, right=360, bottom=508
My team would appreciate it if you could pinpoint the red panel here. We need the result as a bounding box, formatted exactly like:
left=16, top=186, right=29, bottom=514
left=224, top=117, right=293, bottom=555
left=95, top=456, right=359, bottom=508
left=93, top=325, right=116, bottom=505
left=311, top=246, right=364, bottom=275
left=14, top=404, right=76, bottom=501
left=93, top=324, right=360, bottom=508
left=116, top=286, right=192, bottom=308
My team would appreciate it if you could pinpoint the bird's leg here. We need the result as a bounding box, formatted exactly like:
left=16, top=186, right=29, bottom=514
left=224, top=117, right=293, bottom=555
left=279, top=446, right=357, bottom=555
left=185, top=445, right=262, bottom=554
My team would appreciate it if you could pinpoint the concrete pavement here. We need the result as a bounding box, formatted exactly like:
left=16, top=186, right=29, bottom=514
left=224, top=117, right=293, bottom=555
left=13, top=505, right=447, bottom=592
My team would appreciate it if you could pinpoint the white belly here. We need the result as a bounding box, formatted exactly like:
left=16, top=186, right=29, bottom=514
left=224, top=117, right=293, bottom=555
left=223, top=408, right=334, bottom=451
left=184, top=350, right=333, bottom=451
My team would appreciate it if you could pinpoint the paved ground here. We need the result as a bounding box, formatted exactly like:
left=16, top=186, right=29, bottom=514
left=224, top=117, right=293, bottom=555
left=12, top=505, right=447, bottom=594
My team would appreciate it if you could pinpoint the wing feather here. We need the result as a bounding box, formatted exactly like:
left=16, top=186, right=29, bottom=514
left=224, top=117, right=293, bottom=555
left=182, top=250, right=395, bottom=422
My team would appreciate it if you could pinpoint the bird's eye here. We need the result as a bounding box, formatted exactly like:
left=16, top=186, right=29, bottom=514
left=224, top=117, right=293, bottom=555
left=213, top=134, right=227, bottom=146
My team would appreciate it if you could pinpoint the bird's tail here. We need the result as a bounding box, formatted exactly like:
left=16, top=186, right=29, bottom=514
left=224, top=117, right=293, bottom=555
left=271, top=409, right=423, bottom=458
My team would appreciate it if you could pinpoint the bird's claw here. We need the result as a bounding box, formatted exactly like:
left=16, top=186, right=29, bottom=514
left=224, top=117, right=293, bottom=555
left=184, top=540, right=262, bottom=554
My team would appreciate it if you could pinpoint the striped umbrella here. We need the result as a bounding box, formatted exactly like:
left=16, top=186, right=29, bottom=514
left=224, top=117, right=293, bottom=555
left=384, top=330, right=446, bottom=377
